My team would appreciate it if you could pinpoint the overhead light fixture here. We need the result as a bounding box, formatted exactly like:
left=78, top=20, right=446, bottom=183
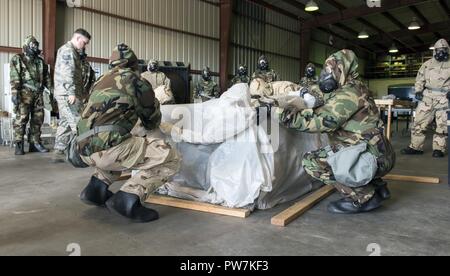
left=358, top=30, right=370, bottom=39
left=305, top=0, right=319, bottom=12
left=429, top=45, right=435, bottom=50
left=408, top=17, right=421, bottom=30
left=389, top=44, right=399, bottom=54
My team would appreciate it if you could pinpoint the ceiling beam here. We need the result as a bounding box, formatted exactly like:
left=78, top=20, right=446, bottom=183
left=304, top=0, right=428, bottom=29
left=388, top=20, right=450, bottom=39
left=357, top=18, right=417, bottom=53
left=317, top=27, right=374, bottom=54
left=381, top=12, right=424, bottom=44
left=245, top=0, right=301, bottom=20
left=409, top=5, right=440, bottom=40
left=278, top=0, right=384, bottom=52
left=374, top=44, right=432, bottom=54
left=439, top=0, right=450, bottom=17
left=323, top=0, right=346, bottom=10
left=280, top=0, right=306, bottom=11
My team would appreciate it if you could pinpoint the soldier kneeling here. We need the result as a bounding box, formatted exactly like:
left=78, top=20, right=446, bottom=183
left=77, top=44, right=180, bottom=223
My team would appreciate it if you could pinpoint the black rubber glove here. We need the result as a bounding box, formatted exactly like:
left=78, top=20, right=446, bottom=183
left=415, top=92, right=423, bottom=101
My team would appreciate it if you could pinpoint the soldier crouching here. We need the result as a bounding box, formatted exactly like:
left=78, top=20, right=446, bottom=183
left=76, top=44, right=180, bottom=223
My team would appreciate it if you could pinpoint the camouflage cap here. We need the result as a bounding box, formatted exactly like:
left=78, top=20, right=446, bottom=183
left=434, top=39, right=449, bottom=50
left=109, top=43, right=138, bottom=68
left=23, top=35, right=38, bottom=47
left=323, top=49, right=359, bottom=86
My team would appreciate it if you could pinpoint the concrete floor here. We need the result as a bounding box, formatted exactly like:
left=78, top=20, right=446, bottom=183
left=0, top=133, right=449, bottom=256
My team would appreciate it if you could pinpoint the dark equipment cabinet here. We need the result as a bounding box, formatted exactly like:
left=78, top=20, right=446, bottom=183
left=139, top=60, right=192, bottom=104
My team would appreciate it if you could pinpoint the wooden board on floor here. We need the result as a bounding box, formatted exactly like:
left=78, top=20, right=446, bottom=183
left=146, top=195, right=251, bottom=218
left=271, top=185, right=335, bottom=227
left=384, top=174, right=440, bottom=184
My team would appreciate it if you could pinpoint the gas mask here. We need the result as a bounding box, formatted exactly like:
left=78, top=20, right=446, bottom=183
left=258, top=59, right=269, bottom=71
left=79, top=48, right=87, bottom=61
left=238, top=65, right=248, bottom=77
left=148, top=60, right=159, bottom=72
left=202, top=68, right=212, bottom=81
left=305, top=65, right=316, bottom=78
left=25, top=41, right=41, bottom=58
left=435, top=48, right=449, bottom=62
left=319, top=70, right=339, bottom=94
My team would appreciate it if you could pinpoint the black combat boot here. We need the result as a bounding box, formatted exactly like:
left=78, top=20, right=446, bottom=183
left=327, top=193, right=383, bottom=214
left=15, top=141, right=25, bottom=156
left=432, top=150, right=445, bottom=158
left=106, top=191, right=159, bottom=223
left=401, top=147, right=424, bottom=155
left=29, top=143, right=50, bottom=153
left=372, top=179, right=391, bottom=200
left=80, top=176, right=114, bottom=207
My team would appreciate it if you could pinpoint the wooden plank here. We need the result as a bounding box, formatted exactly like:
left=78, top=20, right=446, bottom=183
left=384, top=174, right=440, bottom=184
left=146, top=196, right=251, bottom=218
left=271, top=186, right=335, bottom=227
left=0, top=46, right=21, bottom=54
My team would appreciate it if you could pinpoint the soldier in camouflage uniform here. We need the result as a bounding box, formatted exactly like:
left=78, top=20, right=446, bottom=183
left=402, top=39, right=450, bottom=158
left=10, top=35, right=52, bottom=155
left=141, top=59, right=175, bottom=105
left=299, top=63, right=318, bottom=88
left=77, top=44, right=180, bottom=223
left=230, top=64, right=250, bottom=86
left=194, top=67, right=220, bottom=102
left=53, top=29, right=91, bottom=162
left=79, top=48, right=96, bottom=104
left=279, top=50, right=395, bottom=214
left=251, top=55, right=279, bottom=83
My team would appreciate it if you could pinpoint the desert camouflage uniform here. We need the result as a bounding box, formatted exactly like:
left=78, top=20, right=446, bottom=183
left=231, top=75, right=250, bottom=85
left=141, top=71, right=175, bottom=105
left=252, top=69, right=279, bottom=83
left=54, top=41, right=83, bottom=151
left=10, top=36, right=53, bottom=144
left=280, top=50, right=396, bottom=204
left=410, top=39, right=450, bottom=152
left=78, top=46, right=180, bottom=201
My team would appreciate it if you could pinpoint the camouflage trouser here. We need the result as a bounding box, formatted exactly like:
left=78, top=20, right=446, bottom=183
left=303, top=147, right=376, bottom=204
left=81, top=136, right=181, bottom=202
left=410, top=91, right=448, bottom=152
left=13, top=90, right=44, bottom=143
left=54, top=96, right=82, bottom=151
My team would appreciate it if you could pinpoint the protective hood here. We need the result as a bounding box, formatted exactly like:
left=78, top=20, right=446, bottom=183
left=109, top=43, right=139, bottom=70
left=434, top=38, right=449, bottom=55
left=323, top=49, right=359, bottom=87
